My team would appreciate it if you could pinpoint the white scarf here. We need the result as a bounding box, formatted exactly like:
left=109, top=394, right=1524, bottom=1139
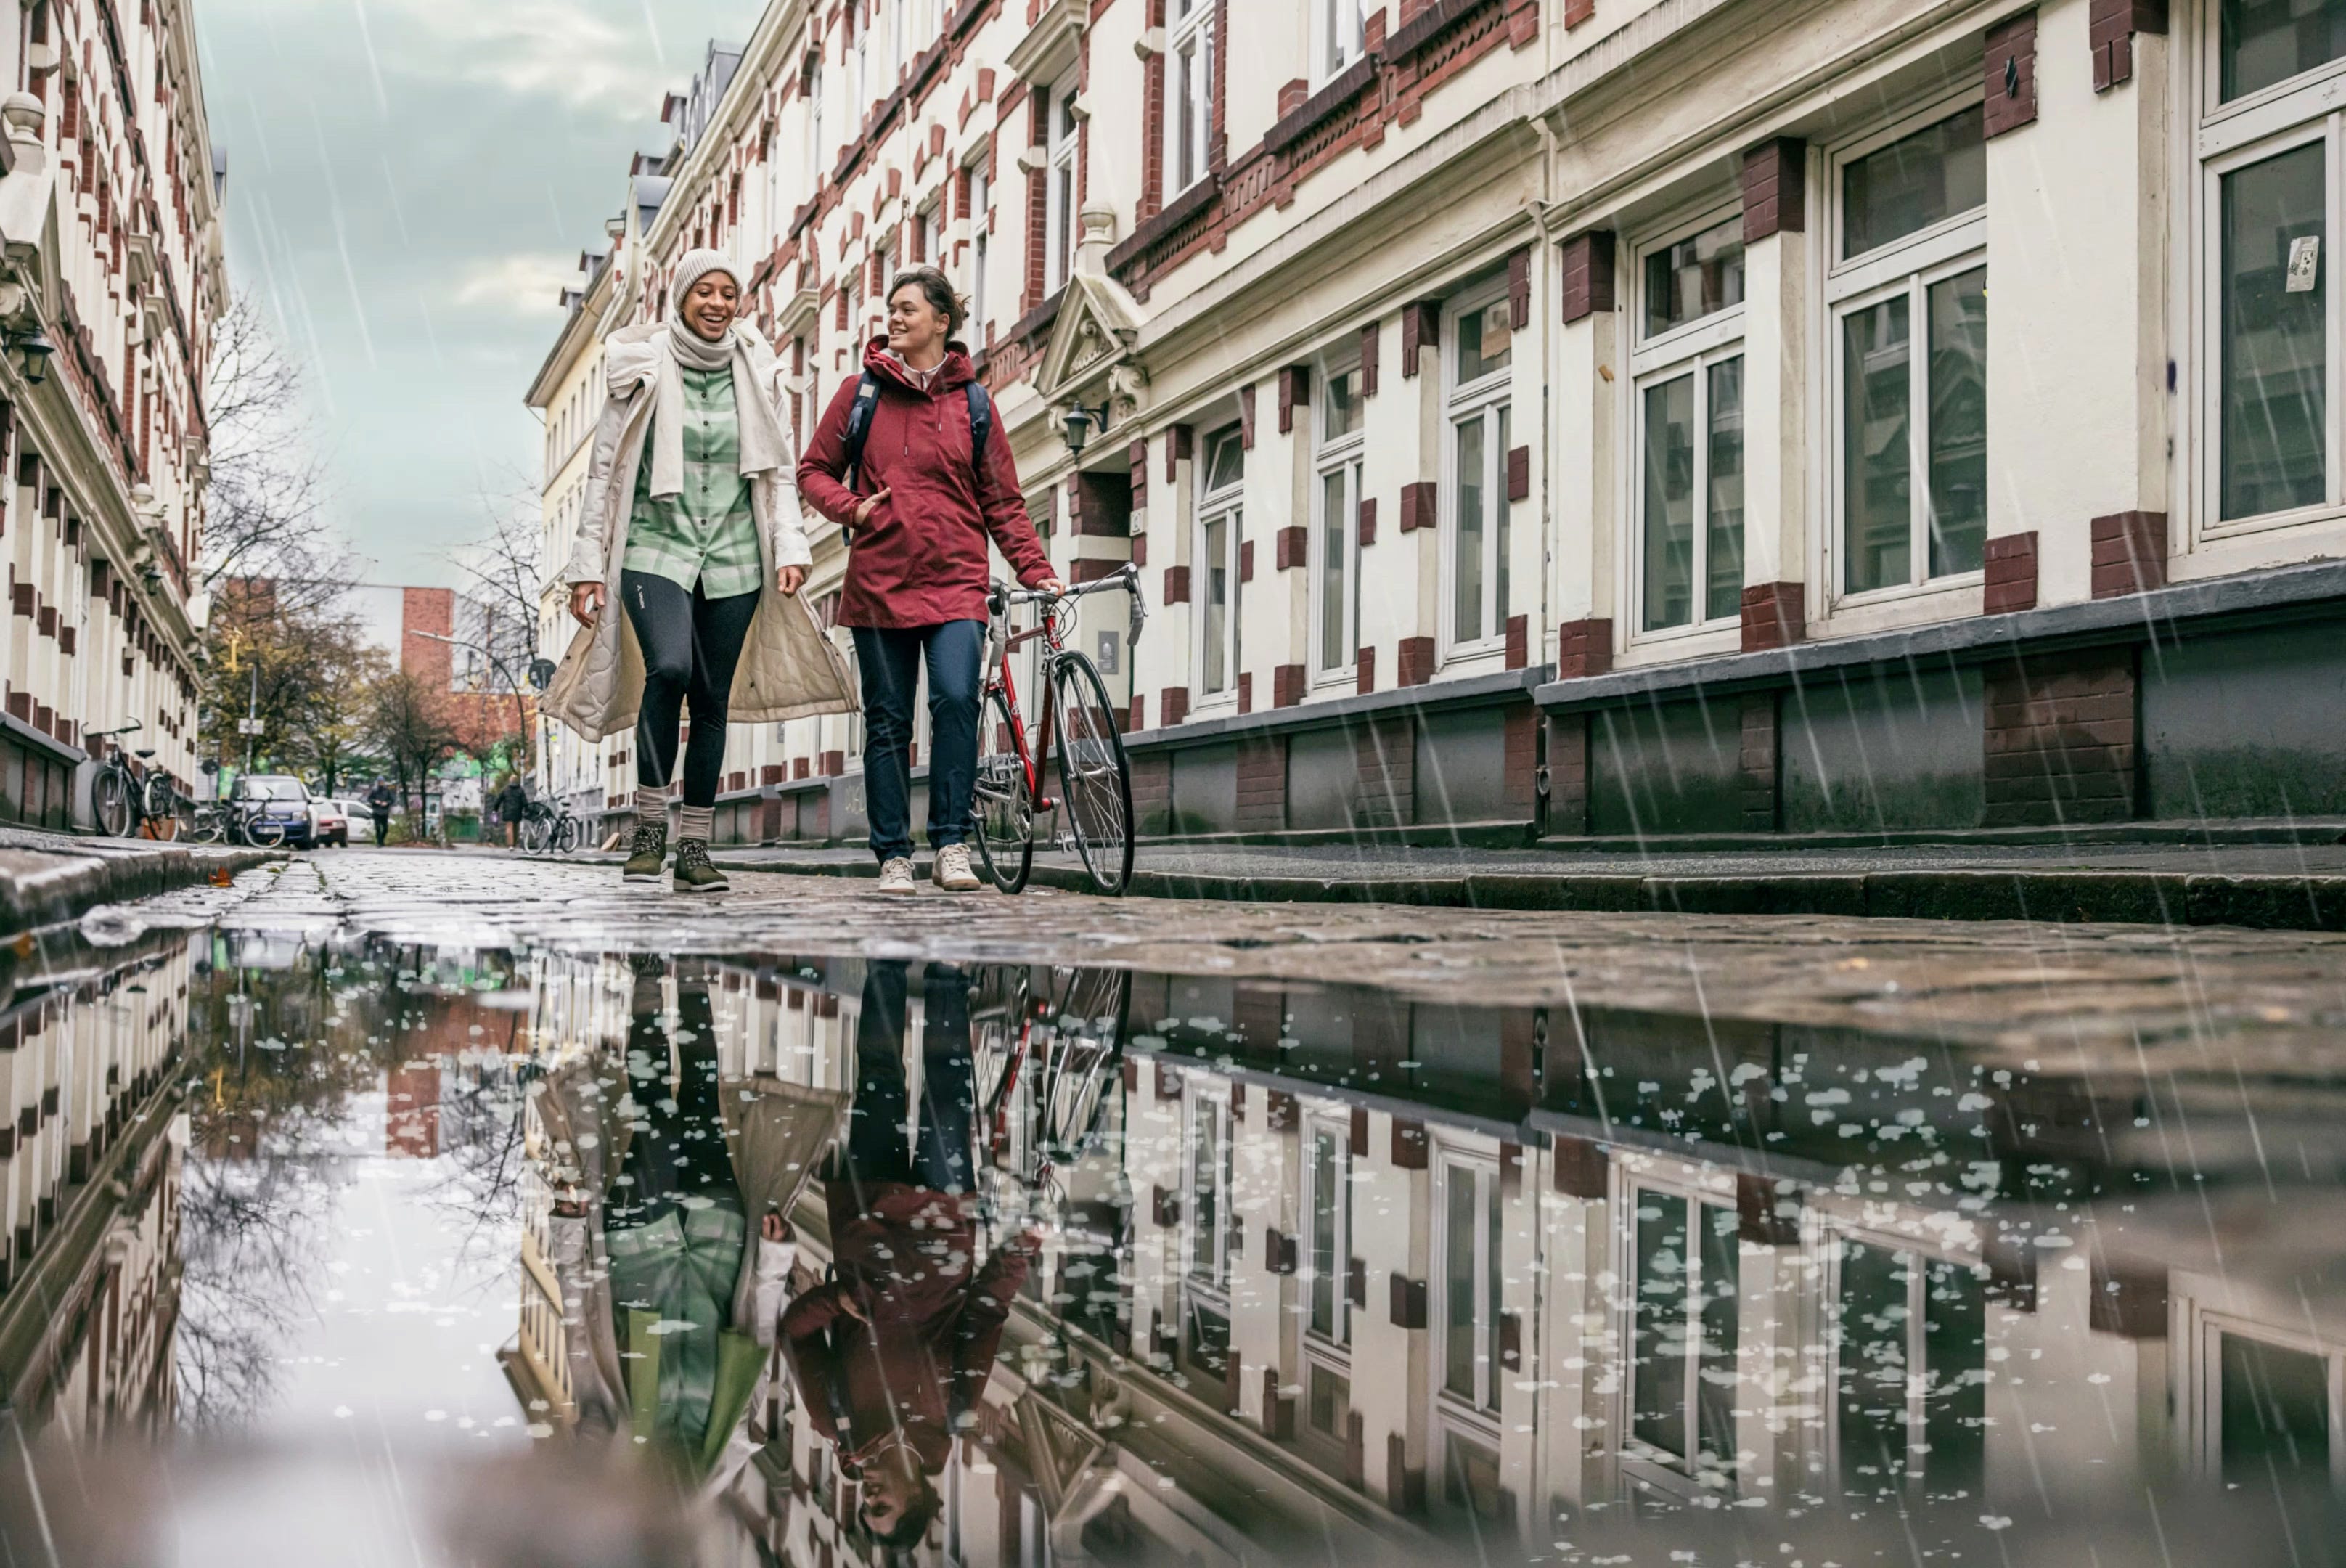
left=647, top=317, right=788, bottom=500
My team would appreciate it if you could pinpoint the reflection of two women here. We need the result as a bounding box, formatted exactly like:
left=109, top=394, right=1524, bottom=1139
left=531, top=959, right=838, bottom=1484
left=781, top=961, right=1039, bottom=1551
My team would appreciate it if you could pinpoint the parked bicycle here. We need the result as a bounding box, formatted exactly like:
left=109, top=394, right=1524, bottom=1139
left=518, top=798, right=585, bottom=854
left=86, top=724, right=179, bottom=840
left=970, top=564, right=1145, bottom=896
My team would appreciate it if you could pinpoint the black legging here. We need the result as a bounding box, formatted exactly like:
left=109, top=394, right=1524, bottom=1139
left=621, top=571, right=759, bottom=809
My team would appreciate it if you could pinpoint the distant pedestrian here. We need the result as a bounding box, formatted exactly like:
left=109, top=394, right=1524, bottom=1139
left=797, top=265, right=1061, bottom=897
left=365, top=778, right=394, bottom=847
left=496, top=775, right=529, bottom=849
left=549, top=248, right=855, bottom=895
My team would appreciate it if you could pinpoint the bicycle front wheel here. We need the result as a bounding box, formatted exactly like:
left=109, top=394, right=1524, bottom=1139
left=243, top=814, right=287, bottom=849
left=91, top=769, right=133, bottom=837
left=1051, top=655, right=1135, bottom=895
left=519, top=813, right=551, bottom=854
left=972, top=686, right=1034, bottom=894
left=142, top=776, right=179, bottom=840
left=182, top=803, right=226, bottom=845
left=555, top=815, right=581, bottom=854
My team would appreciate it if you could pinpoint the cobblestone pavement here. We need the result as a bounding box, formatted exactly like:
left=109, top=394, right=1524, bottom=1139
left=83, top=847, right=2346, bottom=1069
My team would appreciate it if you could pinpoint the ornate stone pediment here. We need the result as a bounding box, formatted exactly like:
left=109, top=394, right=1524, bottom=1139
left=1037, top=204, right=1150, bottom=425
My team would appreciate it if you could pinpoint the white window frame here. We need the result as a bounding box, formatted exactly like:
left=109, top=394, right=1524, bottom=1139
left=968, top=159, right=993, bottom=342
left=806, top=47, right=827, bottom=191
left=1432, top=1150, right=1503, bottom=1418
left=1822, top=93, right=1989, bottom=613
left=1614, top=1179, right=1743, bottom=1498
left=916, top=198, right=941, bottom=271
left=851, top=4, right=869, bottom=122
left=891, top=0, right=909, bottom=77
left=2180, top=1297, right=2346, bottom=1481
left=1195, top=424, right=1245, bottom=703
left=1312, top=351, right=1366, bottom=683
left=2190, top=9, right=2346, bottom=547
left=1820, top=1225, right=1990, bottom=1497
left=1167, top=0, right=1214, bottom=204
left=1301, top=1113, right=1353, bottom=1347
left=1441, top=281, right=1514, bottom=661
left=1044, top=71, right=1080, bottom=296
left=1314, top=0, right=1367, bottom=85
left=1628, top=200, right=1749, bottom=648
left=1182, top=1089, right=1236, bottom=1289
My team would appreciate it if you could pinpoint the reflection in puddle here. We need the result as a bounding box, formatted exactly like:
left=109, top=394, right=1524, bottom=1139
left=0, top=931, right=2341, bottom=1564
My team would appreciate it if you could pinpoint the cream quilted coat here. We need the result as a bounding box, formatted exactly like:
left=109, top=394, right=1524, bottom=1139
left=546, top=321, right=857, bottom=743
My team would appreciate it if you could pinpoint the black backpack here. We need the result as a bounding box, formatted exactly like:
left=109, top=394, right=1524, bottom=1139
left=837, top=371, right=993, bottom=541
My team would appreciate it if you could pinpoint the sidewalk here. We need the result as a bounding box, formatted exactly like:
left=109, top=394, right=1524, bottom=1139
left=0, top=825, right=279, bottom=937
left=679, top=836, right=2346, bottom=930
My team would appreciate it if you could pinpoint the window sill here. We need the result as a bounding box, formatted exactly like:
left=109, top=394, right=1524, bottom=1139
left=1816, top=573, right=1983, bottom=640
left=1617, top=621, right=1741, bottom=668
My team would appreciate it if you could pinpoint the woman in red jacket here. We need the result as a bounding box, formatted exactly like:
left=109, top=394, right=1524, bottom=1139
left=798, top=267, right=1060, bottom=895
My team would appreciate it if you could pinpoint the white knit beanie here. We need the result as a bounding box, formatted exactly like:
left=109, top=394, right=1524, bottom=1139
left=670, top=248, right=745, bottom=314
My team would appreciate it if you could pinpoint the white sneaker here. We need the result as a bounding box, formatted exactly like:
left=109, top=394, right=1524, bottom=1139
left=876, top=857, right=917, bottom=894
left=931, top=843, right=981, bottom=891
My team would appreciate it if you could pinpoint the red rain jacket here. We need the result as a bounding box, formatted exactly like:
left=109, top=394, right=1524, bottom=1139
left=796, top=338, right=1054, bottom=628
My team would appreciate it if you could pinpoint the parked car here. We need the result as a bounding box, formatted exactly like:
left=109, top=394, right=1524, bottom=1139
left=231, top=775, right=316, bottom=849
left=311, top=796, right=349, bottom=847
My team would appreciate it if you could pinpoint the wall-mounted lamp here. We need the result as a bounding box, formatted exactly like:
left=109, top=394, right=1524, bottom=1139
left=11, top=327, right=53, bottom=386
left=1060, top=399, right=1112, bottom=457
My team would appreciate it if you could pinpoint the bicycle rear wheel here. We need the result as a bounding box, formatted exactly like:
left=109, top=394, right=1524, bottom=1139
left=519, top=812, right=551, bottom=854
left=142, top=775, right=179, bottom=838
left=1051, top=656, right=1135, bottom=895
left=555, top=815, right=581, bottom=854
left=181, top=802, right=226, bottom=845
left=972, top=686, right=1034, bottom=894
left=91, top=769, right=133, bottom=837
left=243, top=813, right=286, bottom=849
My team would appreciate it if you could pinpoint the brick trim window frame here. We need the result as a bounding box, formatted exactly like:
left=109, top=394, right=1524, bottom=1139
left=1434, top=1149, right=1505, bottom=1416
left=1626, top=194, right=1752, bottom=648
left=1299, top=1111, right=1355, bottom=1347
left=1165, top=0, right=1216, bottom=208
left=1312, top=340, right=1368, bottom=685
left=1442, top=275, right=1517, bottom=661
left=1823, top=91, right=1990, bottom=614
left=1193, top=420, right=1247, bottom=705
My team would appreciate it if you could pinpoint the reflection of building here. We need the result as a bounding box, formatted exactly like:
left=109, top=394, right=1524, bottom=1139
left=0, top=932, right=192, bottom=1435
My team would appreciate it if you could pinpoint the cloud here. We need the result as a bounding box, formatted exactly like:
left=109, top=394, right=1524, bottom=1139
left=452, top=252, right=578, bottom=312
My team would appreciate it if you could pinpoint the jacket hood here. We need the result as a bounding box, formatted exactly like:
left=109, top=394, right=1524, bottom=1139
left=862, top=335, right=976, bottom=395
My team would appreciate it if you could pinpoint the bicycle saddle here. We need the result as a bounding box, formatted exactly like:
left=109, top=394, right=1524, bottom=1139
left=134, top=748, right=155, bottom=759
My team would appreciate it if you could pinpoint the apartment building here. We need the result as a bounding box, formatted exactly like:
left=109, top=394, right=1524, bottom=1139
left=533, top=0, right=2345, bottom=849
left=0, top=0, right=225, bottom=830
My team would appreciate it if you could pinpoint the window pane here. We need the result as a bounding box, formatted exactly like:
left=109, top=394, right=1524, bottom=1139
left=1642, top=375, right=1697, bottom=632
left=2223, top=0, right=2346, bottom=100
left=1843, top=294, right=1913, bottom=594
left=1835, top=1241, right=1913, bottom=1500
left=1632, top=1194, right=1691, bottom=1456
left=1188, top=1106, right=1219, bottom=1276
left=1203, top=517, right=1229, bottom=693
left=1495, top=404, right=1512, bottom=629
left=1444, top=1432, right=1505, bottom=1522
left=1454, top=416, right=1487, bottom=642
left=1309, top=1131, right=1339, bottom=1336
left=1841, top=106, right=1985, bottom=260
left=1919, top=1259, right=1987, bottom=1493
left=1323, top=368, right=1362, bottom=440
left=1646, top=216, right=1747, bottom=338
left=1696, top=1204, right=1742, bottom=1468
left=1205, top=428, right=1246, bottom=492
left=2221, top=1334, right=2333, bottom=1479
left=1176, top=44, right=1198, bottom=192
left=1926, top=268, right=1987, bottom=576
left=1444, top=1167, right=1478, bottom=1400
left=1309, top=1363, right=1350, bottom=1436
left=1706, top=357, right=1747, bottom=621
left=1484, top=1168, right=1502, bottom=1414
left=1456, top=299, right=1513, bottom=383
left=1320, top=469, right=1352, bottom=671
left=2221, top=142, right=2328, bottom=521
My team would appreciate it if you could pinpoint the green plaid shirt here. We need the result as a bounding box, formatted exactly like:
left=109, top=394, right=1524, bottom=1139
left=625, top=364, right=762, bottom=599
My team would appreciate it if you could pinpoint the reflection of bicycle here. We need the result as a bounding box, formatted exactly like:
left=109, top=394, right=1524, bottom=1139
left=518, top=800, right=584, bottom=854
left=972, top=565, right=1145, bottom=896
left=86, top=724, right=179, bottom=839
left=974, top=967, right=1131, bottom=1184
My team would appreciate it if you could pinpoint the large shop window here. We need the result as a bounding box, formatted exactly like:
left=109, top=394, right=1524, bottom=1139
left=1828, top=103, right=1987, bottom=599
left=2199, top=9, right=2346, bottom=531
left=1633, top=210, right=1747, bottom=636
left=1196, top=425, right=1245, bottom=698
left=1169, top=0, right=1214, bottom=203
left=1445, top=287, right=1514, bottom=653
left=1046, top=73, right=1080, bottom=295
left=1315, top=357, right=1365, bottom=675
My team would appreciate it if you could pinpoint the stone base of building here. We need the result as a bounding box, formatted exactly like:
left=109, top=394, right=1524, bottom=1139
left=0, top=714, right=88, bottom=833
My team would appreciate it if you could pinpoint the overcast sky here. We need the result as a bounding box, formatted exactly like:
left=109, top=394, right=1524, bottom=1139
left=193, top=0, right=753, bottom=590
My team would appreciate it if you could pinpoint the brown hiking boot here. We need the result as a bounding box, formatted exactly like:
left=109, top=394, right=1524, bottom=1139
left=622, top=822, right=667, bottom=882
left=672, top=837, right=729, bottom=894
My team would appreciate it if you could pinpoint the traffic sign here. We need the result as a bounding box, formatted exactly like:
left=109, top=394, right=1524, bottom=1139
left=236, top=718, right=263, bottom=735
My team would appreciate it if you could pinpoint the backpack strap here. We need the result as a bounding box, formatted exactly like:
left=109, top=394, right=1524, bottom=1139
left=840, top=371, right=883, bottom=491
left=966, top=382, right=994, bottom=477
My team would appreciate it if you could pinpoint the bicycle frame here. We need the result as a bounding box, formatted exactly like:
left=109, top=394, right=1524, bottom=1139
left=985, top=603, right=1072, bottom=820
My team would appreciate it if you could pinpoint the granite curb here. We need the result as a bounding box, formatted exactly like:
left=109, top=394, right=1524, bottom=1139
left=697, top=852, right=2346, bottom=931
left=0, top=839, right=282, bottom=939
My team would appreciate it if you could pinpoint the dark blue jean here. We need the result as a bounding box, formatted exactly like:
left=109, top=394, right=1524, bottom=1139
left=844, top=962, right=975, bottom=1194
left=851, top=620, right=984, bottom=862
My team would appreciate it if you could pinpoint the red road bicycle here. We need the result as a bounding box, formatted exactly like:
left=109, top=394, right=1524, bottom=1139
left=972, top=564, right=1145, bottom=895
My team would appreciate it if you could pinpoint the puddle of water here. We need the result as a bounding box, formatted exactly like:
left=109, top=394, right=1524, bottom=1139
left=0, top=923, right=2341, bottom=1565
